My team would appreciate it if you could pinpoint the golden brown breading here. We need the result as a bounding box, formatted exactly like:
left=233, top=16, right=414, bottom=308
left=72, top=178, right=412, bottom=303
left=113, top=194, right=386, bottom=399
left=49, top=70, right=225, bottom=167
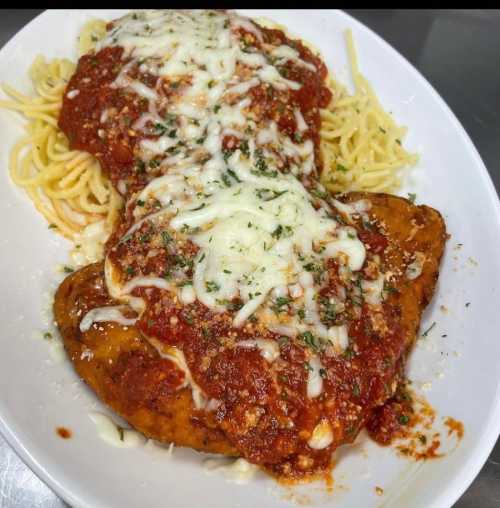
left=54, top=262, right=236, bottom=456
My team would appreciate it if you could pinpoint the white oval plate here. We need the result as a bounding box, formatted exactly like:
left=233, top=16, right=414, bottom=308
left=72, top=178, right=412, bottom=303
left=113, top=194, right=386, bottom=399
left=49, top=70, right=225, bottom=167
left=0, top=9, right=499, bottom=508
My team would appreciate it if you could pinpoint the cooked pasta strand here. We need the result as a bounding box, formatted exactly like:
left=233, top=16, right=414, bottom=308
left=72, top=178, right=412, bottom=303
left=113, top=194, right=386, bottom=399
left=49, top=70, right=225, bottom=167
left=320, top=30, right=418, bottom=193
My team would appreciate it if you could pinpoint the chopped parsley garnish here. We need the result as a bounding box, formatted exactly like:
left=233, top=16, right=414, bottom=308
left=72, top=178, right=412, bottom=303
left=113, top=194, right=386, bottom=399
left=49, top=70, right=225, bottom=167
left=352, top=382, right=361, bottom=397
left=278, top=336, right=289, bottom=348
left=256, top=188, right=288, bottom=201
left=251, top=168, right=278, bottom=178
left=311, top=188, right=329, bottom=200
left=171, top=254, right=193, bottom=269
left=251, top=149, right=278, bottom=178
left=336, top=163, right=349, bottom=172
left=226, top=300, right=243, bottom=312
left=221, top=173, right=232, bottom=187
left=161, top=231, right=173, bottom=245
left=319, top=298, right=337, bottom=324
left=63, top=266, right=74, bottom=273
left=222, top=148, right=235, bottom=163
left=399, top=414, right=410, bottom=425
left=421, top=321, right=436, bottom=337
left=271, top=225, right=284, bottom=239
left=136, top=200, right=145, bottom=207
left=182, top=311, right=194, bottom=325
left=213, top=104, right=221, bottom=113
left=239, top=139, right=250, bottom=157
left=300, top=331, right=320, bottom=352
left=43, top=332, right=52, bottom=340
left=343, top=347, right=355, bottom=360
left=304, top=362, right=314, bottom=372
left=166, top=146, right=180, bottom=155
left=226, top=168, right=241, bottom=183
left=272, top=296, right=291, bottom=314
left=278, top=66, right=289, bottom=78
left=117, top=426, right=125, bottom=442
left=180, top=224, right=201, bottom=235
left=383, top=282, right=398, bottom=294
left=191, top=202, right=206, bottom=211
left=205, top=280, right=220, bottom=293
left=135, top=159, right=146, bottom=173
left=125, top=266, right=135, bottom=276
left=408, top=192, right=417, bottom=203
left=303, top=261, right=322, bottom=273
left=153, top=123, right=167, bottom=135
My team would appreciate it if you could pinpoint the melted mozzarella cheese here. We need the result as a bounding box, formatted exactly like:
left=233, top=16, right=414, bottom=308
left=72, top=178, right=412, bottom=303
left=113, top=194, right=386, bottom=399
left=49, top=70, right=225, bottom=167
left=100, top=10, right=372, bottom=347
left=71, top=219, right=110, bottom=266
left=325, top=229, right=366, bottom=271
left=328, top=325, right=349, bottom=352
left=294, top=108, right=308, bottom=132
left=79, top=306, right=137, bottom=332
left=332, top=198, right=372, bottom=218
left=307, top=419, right=334, bottom=450
left=307, top=354, right=324, bottom=398
left=406, top=251, right=426, bottom=280
left=270, top=44, right=317, bottom=72
left=362, top=275, right=385, bottom=305
left=148, top=337, right=207, bottom=410
left=168, top=172, right=342, bottom=328
left=203, top=457, right=259, bottom=484
left=120, top=276, right=171, bottom=295
left=89, top=412, right=147, bottom=448
left=180, top=284, right=196, bottom=304
left=236, top=339, right=280, bottom=362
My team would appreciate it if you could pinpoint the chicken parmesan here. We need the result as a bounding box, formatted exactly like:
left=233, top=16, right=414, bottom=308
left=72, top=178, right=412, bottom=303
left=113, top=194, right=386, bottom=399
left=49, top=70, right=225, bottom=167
left=51, top=10, right=446, bottom=480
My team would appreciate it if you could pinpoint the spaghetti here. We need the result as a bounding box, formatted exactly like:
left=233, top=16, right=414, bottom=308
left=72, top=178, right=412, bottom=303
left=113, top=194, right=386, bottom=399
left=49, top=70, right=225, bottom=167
left=320, top=30, right=418, bottom=193
left=0, top=21, right=121, bottom=263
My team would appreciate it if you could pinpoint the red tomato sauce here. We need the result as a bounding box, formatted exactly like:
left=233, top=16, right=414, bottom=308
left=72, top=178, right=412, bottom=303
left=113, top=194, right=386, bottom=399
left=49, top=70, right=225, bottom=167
left=58, top=15, right=415, bottom=478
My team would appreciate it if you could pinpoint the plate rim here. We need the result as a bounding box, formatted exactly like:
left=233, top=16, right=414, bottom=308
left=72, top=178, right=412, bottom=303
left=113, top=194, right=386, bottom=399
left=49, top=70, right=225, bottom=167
left=0, top=8, right=499, bottom=508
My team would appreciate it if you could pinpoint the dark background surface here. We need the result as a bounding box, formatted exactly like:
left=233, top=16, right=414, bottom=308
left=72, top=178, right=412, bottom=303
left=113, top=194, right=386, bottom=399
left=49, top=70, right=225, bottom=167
left=0, top=9, right=499, bottom=508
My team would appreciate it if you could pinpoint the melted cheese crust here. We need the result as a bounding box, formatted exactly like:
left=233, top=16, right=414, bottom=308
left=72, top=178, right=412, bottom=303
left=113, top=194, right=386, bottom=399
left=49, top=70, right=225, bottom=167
left=94, top=10, right=368, bottom=353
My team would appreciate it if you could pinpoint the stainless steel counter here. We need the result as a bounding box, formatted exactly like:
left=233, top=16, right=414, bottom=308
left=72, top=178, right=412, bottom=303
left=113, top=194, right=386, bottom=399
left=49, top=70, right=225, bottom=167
left=1, top=9, right=499, bottom=508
